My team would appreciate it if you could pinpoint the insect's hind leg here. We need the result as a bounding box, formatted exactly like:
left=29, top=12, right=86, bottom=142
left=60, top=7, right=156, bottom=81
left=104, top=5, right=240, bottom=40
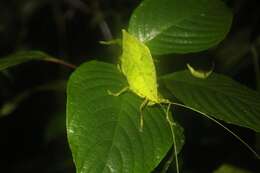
left=162, top=103, right=180, bottom=173
left=107, top=86, right=129, bottom=96
left=166, top=104, right=176, bottom=126
left=139, top=99, right=149, bottom=132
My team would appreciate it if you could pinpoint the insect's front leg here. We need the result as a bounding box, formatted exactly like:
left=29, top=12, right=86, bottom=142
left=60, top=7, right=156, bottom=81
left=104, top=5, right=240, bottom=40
left=107, top=86, right=129, bottom=96
left=117, top=64, right=122, bottom=72
left=139, top=98, right=149, bottom=132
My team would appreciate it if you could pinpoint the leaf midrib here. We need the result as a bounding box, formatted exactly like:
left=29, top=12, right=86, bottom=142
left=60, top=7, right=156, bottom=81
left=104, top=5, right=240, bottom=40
left=142, top=12, right=200, bottom=43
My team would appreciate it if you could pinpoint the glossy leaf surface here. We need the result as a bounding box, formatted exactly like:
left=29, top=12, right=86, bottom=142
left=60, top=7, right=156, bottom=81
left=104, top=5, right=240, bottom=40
left=129, top=0, right=233, bottom=55
left=67, top=61, right=184, bottom=173
left=162, top=71, right=260, bottom=132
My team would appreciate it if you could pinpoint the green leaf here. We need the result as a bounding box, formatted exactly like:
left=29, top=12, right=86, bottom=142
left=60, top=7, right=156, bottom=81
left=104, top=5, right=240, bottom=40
left=161, top=71, right=260, bottom=132
left=67, top=61, right=184, bottom=173
left=129, top=0, right=233, bottom=55
left=213, top=164, right=253, bottom=173
left=0, top=51, right=73, bottom=71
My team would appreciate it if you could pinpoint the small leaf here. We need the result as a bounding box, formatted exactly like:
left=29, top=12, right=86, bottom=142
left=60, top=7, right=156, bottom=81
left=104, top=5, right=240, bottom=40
left=213, top=164, right=253, bottom=173
left=0, top=51, right=74, bottom=71
left=129, top=0, right=233, bottom=55
left=161, top=71, right=260, bottom=132
left=67, top=61, right=184, bottom=173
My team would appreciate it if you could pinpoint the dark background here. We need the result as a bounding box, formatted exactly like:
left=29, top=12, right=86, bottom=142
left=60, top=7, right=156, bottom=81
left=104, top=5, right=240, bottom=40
left=0, top=0, right=259, bottom=172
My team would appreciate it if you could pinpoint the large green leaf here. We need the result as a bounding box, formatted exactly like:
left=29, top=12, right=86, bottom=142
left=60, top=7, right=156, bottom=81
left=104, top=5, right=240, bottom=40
left=128, top=0, right=233, bottom=55
left=0, top=51, right=74, bottom=71
left=67, top=61, right=184, bottom=173
left=161, top=71, right=260, bottom=132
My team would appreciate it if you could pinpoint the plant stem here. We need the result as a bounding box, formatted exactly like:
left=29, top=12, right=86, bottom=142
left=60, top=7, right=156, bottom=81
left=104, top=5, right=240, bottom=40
left=159, top=104, right=180, bottom=173
left=47, top=58, right=77, bottom=69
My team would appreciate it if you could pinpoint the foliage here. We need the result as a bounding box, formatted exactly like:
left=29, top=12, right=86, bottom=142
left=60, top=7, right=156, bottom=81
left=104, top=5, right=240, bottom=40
left=128, top=0, right=232, bottom=54
left=0, top=0, right=259, bottom=173
left=67, top=61, right=184, bottom=173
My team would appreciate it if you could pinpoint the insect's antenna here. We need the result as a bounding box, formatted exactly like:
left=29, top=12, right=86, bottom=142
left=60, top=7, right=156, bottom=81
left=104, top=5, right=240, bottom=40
left=159, top=103, right=180, bottom=173
left=167, top=101, right=260, bottom=160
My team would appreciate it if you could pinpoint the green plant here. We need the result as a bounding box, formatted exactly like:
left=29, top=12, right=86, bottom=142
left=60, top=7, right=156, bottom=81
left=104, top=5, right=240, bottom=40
left=1, top=0, right=260, bottom=173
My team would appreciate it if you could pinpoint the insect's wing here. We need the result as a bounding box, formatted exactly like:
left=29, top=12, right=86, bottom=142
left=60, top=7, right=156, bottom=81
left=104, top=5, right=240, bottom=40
left=120, top=30, right=158, bottom=102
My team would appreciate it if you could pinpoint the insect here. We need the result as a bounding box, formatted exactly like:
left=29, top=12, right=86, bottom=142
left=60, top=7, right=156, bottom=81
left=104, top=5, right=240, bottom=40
left=108, top=29, right=171, bottom=128
left=108, top=29, right=259, bottom=173
left=108, top=29, right=180, bottom=172
left=187, top=63, right=214, bottom=79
